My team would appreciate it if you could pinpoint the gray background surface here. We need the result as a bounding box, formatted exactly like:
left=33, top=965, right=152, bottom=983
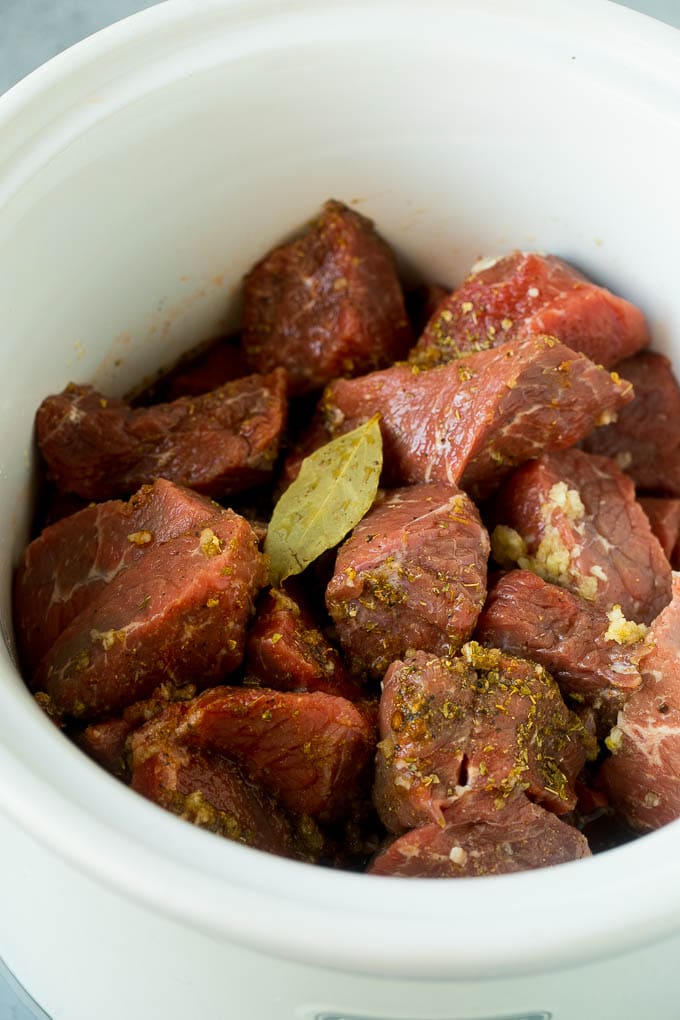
left=0, top=0, right=678, bottom=1017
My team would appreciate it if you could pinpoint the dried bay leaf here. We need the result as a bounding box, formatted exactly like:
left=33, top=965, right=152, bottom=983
left=265, top=416, right=383, bottom=586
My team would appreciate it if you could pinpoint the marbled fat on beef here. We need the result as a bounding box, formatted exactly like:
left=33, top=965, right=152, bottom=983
left=14, top=479, right=219, bottom=673
left=475, top=570, right=645, bottom=725
left=492, top=449, right=672, bottom=624
left=410, top=251, right=649, bottom=368
left=35, top=369, right=288, bottom=501
left=326, top=483, right=489, bottom=678
left=582, top=352, right=680, bottom=497
left=242, top=200, right=412, bottom=394
left=34, top=509, right=266, bottom=720
left=323, top=335, right=633, bottom=499
left=168, top=686, right=375, bottom=822
left=599, top=574, right=680, bottom=831
left=368, top=795, right=591, bottom=877
left=245, top=588, right=361, bottom=699
left=373, top=645, right=591, bottom=835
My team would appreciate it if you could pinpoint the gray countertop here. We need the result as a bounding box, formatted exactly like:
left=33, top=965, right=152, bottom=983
left=0, top=0, right=678, bottom=1017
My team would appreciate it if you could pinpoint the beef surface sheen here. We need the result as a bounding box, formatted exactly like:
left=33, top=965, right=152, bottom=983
left=326, top=482, right=489, bottom=678
left=322, top=335, right=633, bottom=499
left=36, top=370, right=287, bottom=501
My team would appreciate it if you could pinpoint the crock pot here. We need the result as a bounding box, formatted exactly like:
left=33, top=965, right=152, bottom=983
left=1, top=1, right=680, bottom=1017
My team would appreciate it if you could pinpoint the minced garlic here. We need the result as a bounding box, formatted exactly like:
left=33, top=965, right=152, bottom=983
left=491, top=525, right=528, bottom=568
left=605, top=725, right=624, bottom=754
left=604, top=605, right=648, bottom=645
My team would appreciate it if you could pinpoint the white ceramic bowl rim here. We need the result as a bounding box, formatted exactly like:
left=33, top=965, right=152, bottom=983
left=1, top=0, right=680, bottom=982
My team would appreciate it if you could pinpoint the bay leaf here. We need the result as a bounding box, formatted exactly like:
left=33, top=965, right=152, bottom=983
left=265, top=416, right=383, bottom=586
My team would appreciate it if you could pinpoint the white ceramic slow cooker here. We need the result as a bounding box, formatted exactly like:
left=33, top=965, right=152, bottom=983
left=1, top=2, right=680, bottom=1018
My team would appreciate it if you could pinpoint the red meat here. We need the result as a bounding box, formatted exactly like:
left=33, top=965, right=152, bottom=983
left=75, top=680, right=198, bottom=777
left=322, top=335, right=633, bottom=499
left=492, top=449, right=671, bottom=624
left=368, top=795, right=590, bottom=877
left=410, top=251, right=649, bottom=368
left=156, top=336, right=251, bottom=401
left=639, top=497, right=680, bottom=567
left=326, top=483, right=489, bottom=678
left=33, top=510, right=266, bottom=720
left=599, top=575, right=680, bottom=831
left=373, top=645, right=591, bottom=834
left=169, top=686, right=375, bottom=822
left=582, top=352, right=680, bottom=496
left=131, top=739, right=309, bottom=861
left=475, top=570, right=644, bottom=727
left=14, top=479, right=218, bottom=672
left=35, top=369, right=287, bottom=501
left=242, top=200, right=412, bottom=394
left=245, top=588, right=361, bottom=699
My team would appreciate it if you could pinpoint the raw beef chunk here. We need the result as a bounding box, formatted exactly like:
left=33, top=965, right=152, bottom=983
left=151, top=686, right=375, bottom=823
left=322, top=335, right=633, bottom=499
left=35, top=369, right=287, bottom=500
left=33, top=509, right=266, bottom=720
left=410, top=251, right=649, bottom=368
left=242, top=200, right=412, bottom=394
left=475, top=570, right=644, bottom=725
left=373, top=645, right=591, bottom=834
left=131, top=731, right=308, bottom=860
left=15, top=479, right=219, bottom=672
left=639, top=497, right=680, bottom=566
left=150, top=335, right=251, bottom=401
left=368, top=795, right=590, bottom=877
left=582, top=352, right=680, bottom=497
left=491, top=449, right=671, bottom=624
left=245, top=588, right=360, bottom=699
left=326, top=483, right=489, bottom=678
left=599, top=574, right=680, bottom=831
left=76, top=717, right=135, bottom=778
left=75, top=680, right=198, bottom=777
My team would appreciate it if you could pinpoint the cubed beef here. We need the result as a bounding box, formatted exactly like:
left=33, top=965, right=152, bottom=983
left=164, top=686, right=375, bottom=823
left=154, top=336, right=251, bottom=401
left=491, top=449, right=671, bottom=624
left=599, top=574, right=680, bottom=831
left=35, top=369, right=288, bottom=501
left=325, top=483, right=489, bottom=679
left=245, top=588, right=361, bottom=699
left=368, top=795, right=590, bottom=877
left=33, top=509, right=266, bottom=720
left=242, top=200, right=412, bottom=395
left=582, top=352, right=680, bottom=496
left=131, top=736, right=309, bottom=861
left=373, top=645, right=591, bottom=834
left=75, top=680, right=198, bottom=777
left=76, top=717, right=134, bottom=778
left=639, top=497, right=680, bottom=567
left=475, top=570, right=644, bottom=728
left=410, top=251, right=649, bottom=369
left=322, top=335, right=633, bottom=500
left=14, top=479, right=219, bottom=672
